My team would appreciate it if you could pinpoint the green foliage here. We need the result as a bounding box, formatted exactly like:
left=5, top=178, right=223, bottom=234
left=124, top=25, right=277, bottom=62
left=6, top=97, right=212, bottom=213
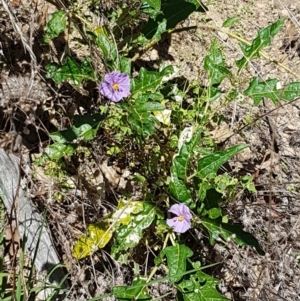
left=222, top=16, right=239, bottom=28
left=112, top=278, right=151, bottom=300
left=144, top=0, right=161, bottom=11
left=204, top=40, right=231, bottom=100
left=162, top=244, right=193, bottom=283
left=244, top=77, right=300, bottom=105
left=43, top=10, right=66, bottom=44
left=177, top=268, right=229, bottom=301
left=40, top=114, right=104, bottom=162
left=112, top=202, right=156, bottom=257
left=141, top=0, right=202, bottom=41
left=201, top=217, right=265, bottom=255
left=39, top=3, right=299, bottom=300
left=45, top=56, right=95, bottom=87
left=197, top=145, right=248, bottom=178
left=237, top=19, right=284, bottom=72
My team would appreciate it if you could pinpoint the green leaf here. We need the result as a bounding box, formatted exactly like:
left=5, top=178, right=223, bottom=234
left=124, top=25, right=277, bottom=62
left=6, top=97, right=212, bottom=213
left=162, top=244, right=193, bottom=283
left=204, top=40, right=230, bottom=86
left=112, top=202, right=156, bottom=257
left=44, top=143, right=75, bottom=160
left=222, top=16, right=239, bottom=28
left=127, top=109, right=157, bottom=138
left=73, top=221, right=114, bottom=259
left=197, top=145, right=248, bottom=178
left=177, top=269, right=230, bottom=301
left=131, top=66, right=174, bottom=97
left=201, top=217, right=265, bottom=255
left=236, top=19, right=284, bottom=72
left=45, top=56, right=95, bottom=87
left=202, top=189, right=223, bottom=219
left=244, top=77, right=278, bottom=105
left=50, top=115, right=102, bottom=143
left=169, top=168, right=192, bottom=204
left=113, top=277, right=151, bottom=300
left=119, top=56, right=132, bottom=75
left=144, top=0, right=161, bottom=11
left=172, top=131, right=201, bottom=180
left=134, top=101, right=165, bottom=112
left=122, top=94, right=165, bottom=138
left=93, top=26, right=117, bottom=61
left=282, top=82, right=300, bottom=100
left=141, top=0, right=202, bottom=40
left=45, top=114, right=103, bottom=160
left=43, top=10, right=66, bottom=44
left=244, top=77, right=300, bottom=105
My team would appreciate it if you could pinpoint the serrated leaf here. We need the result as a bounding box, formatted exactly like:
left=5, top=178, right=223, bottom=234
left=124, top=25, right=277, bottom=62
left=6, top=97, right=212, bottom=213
left=112, top=202, right=156, bottom=257
left=73, top=221, right=113, bottom=259
left=222, top=16, right=239, bottom=28
left=112, top=277, right=151, bottom=300
left=161, top=244, right=193, bottom=283
left=244, top=77, right=279, bottom=105
left=177, top=269, right=230, bottom=301
left=43, top=10, right=66, bottom=44
left=236, top=19, right=284, bottom=72
left=197, top=145, right=248, bottom=178
left=244, top=77, right=300, bottom=105
left=201, top=217, right=265, bottom=255
left=45, top=56, right=95, bottom=86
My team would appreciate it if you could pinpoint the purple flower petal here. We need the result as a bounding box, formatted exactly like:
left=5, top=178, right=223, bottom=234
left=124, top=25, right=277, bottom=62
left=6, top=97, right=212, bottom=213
left=168, top=203, right=192, bottom=221
left=173, top=219, right=191, bottom=233
left=166, top=217, right=178, bottom=228
left=167, top=203, right=192, bottom=234
left=99, top=71, right=130, bottom=102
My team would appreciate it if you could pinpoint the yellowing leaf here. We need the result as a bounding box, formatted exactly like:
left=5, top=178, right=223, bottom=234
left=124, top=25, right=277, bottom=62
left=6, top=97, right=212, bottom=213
left=154, top=109, right=172, bottom=125
left=72, top=221, right=113, bottom=259
left=112, top=199, right=144, bottom=225
left=72, top=236, right=97, bottom=260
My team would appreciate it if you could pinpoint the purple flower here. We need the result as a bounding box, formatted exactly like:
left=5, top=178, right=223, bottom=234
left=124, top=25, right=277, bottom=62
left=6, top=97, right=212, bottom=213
left=167, top=203, right=192, bottom=234
left=99, top=71, right=130, bottom=102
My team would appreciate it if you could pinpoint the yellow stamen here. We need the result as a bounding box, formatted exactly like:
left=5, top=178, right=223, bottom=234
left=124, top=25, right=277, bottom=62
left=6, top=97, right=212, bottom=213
left=112, top=83, right=119, bottom=91
left=177, top=215, right=184, bottom=222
